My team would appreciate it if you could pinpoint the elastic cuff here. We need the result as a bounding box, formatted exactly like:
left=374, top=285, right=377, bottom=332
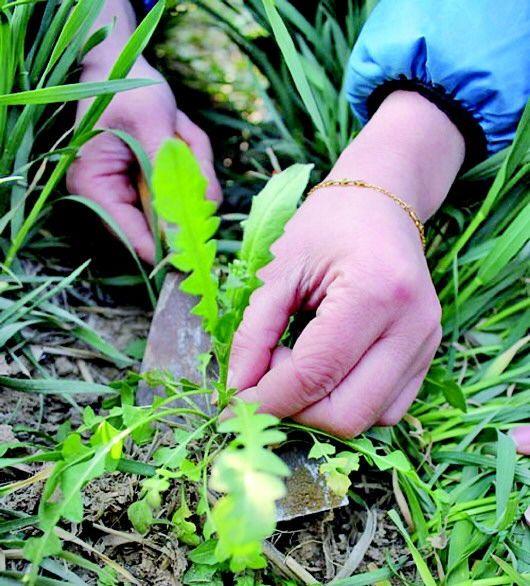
left=366, top=77, right=487, bottom=170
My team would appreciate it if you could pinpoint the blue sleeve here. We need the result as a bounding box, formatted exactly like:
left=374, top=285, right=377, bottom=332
left=345, top=0, right=530, bottom=160
left=134, top=0, right=157, bottom=12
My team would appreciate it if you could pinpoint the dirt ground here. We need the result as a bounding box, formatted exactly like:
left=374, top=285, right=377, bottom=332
left=0, top=266, right=415, bottom=584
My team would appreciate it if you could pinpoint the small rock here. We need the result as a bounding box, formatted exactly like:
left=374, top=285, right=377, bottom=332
left=0, top=423, right=16, bottom=443
left=55, top=356, right=75, bottom=376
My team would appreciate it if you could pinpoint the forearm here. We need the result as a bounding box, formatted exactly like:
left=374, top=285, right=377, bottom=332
left=82, top=0, right=138, bottom=70
left=328, top=91, right=465, bottom=221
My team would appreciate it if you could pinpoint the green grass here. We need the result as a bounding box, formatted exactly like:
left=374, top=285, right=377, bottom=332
left=0, top=1, right=164, bottom=379
left=0, top=1, right=529, bottom=585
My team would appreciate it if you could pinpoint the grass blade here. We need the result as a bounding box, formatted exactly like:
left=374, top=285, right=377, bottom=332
left=0, top=376, right=112, bottom=395
left=0, top=78, right=157, bottom=105
left=388, top=509, right=437, bottom=586
left=262, top=0, right=335, bottom=160
left=495, top=431, right=516, bottom=522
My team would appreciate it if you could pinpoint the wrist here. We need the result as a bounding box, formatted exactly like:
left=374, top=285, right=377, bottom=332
left=328, top=91, right=465, bottom=221
left=82, top=0, right=137, bottom=70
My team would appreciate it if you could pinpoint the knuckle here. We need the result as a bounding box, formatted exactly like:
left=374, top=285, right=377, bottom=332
left=385, top=264, right=419, bottom=305
left=290, top=352, right=337, bottom=401
left=363, top=260, right=420, bottom=307
left=423, top=296, right=443, bottom=331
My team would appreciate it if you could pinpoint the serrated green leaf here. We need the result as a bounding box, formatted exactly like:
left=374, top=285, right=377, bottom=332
left=347, top=438, right=411, bottom=472
left=210, top=401, right=289, bottom=572
left=153, top=138, right=219, bottom=332
left=308, top=438, right=336, bottom=459
left=319, top=451, right=359, bottom=496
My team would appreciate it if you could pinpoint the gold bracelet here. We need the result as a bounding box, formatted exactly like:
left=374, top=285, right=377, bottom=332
left=307, top=178, right=426, bottom=248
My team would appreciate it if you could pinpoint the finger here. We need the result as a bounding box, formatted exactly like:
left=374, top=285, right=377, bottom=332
left=376, top=335, right=439, bottom=426
left=270, top=345, right=292, bottom=368
left=234, top=279, right=388, bottom=419
left=376, top=368, right=429, bottom=426
left=131, top=116, right=178, bottom=163
left=67, top=142, right=155, bottom=263
left=510, top=426, right=530, bottom=455
left=105, top=201, right=155, bottom=263
left=229, top=263, right=301, bottom=391
left=176, top=110, right=223, bottom=203
left=292, top=327, right=438, bottom=438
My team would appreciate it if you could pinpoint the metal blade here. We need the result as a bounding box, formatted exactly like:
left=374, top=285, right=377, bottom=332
left=137, top=272, right=211, bottom=415
left=138, top=272, right=345, bottom=520
left=276, top=444, right=348, bottom=521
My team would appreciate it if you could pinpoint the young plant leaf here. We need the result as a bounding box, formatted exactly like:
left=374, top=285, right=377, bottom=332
left=128, top=498, right=154, bottom=535
left=210, top=401, right=289, bottom=572
left=319, top=451, right=360, bottom=497
left=240, top=163, right=312, bottom=280
left=153, top=138, right=220, bottom=332
left=425, top=367, right=467, bottom=412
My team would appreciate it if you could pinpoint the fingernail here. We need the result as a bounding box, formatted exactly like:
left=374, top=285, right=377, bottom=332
left=509, top=426, right=530, bottom=451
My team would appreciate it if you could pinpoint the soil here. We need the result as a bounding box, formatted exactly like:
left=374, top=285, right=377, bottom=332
left=0, top=264, right=413, bottom=585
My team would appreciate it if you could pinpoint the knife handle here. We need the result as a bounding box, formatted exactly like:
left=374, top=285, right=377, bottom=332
left=137, top=174, right=157, bottom=236
left=137, top=132, right=182, bottom=236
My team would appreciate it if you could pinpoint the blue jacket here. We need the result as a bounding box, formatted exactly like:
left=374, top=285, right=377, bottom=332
left=140, top=1, right=530, bottom=162
left=346, top=0, right=530, bottom=161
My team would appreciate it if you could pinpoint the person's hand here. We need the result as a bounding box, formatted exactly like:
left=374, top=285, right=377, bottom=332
left=228, top=186, right=440, bottom=437
left=512, top=426, right=530, bottom=455
left=228, top=91, right=466, bottom=438
left=67, top=56, right=222, bottom=263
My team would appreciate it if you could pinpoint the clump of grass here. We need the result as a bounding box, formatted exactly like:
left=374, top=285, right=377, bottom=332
left=0, top=1, right=165, bottom=382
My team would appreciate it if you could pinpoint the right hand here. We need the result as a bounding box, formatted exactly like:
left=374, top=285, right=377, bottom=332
left=226, top=91, right=466, bottom=438
left=67, top=57, right=222, bottom=263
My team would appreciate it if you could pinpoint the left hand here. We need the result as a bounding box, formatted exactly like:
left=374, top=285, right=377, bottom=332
left=67, top=57, right=222, bottom=263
